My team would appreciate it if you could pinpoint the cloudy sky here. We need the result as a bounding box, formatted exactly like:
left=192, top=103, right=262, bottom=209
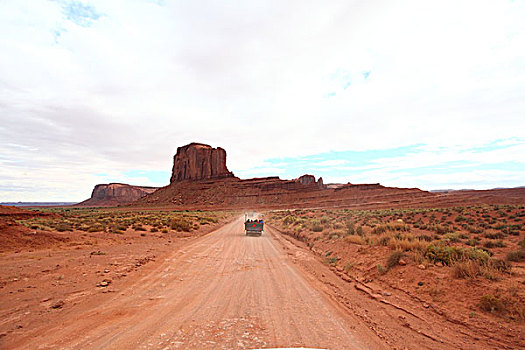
left=1, top=0, right=524, bottom=202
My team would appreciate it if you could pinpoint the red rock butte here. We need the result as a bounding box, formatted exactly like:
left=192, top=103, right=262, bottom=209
left=170, top=143, right=234, bottom=182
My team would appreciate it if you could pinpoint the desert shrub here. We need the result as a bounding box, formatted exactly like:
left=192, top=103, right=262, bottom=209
left=483, top=240, right=505, bottom=248
left=455, top=215, right=466, bottom=222
left=479, top=294, right=505, bottom=313
left=150, top=227, right=158, bottom=232
left=484, top=232, right=505, bottom=240
left=376, top=264, right=387, bottom=274
left=467, top=247, right=492, bottom=262
left=344, top=235, right=365, bottom=245
left=388, top=237, right=426, bottom=252
left=199, top=216, right=218, bottom=224
left=312, top=222, right=324, bottom=232
left=371, top=225, right=386, bottom=235
left=443, top=232, right=461, bottom=243
left=320, top=216, right=330, bottom=224
left=282, top=215, right=296, bottom=225
left=372, top=223, right=410, bottom=235
left=453, top=260, right=480, bottom=279
left=169, top=217, right=192, bottom=232
left=328, top=233, right=339, bottom=240
left=425, top=244, right=490, bottom=266
left=356, top=226, right=364, bottom=236
left=161, top=228, right=169, bottom=233
left=506, top=250, right=525, bottom=262
left=87, top=224, right=105, bottom=232
left=345, top=221, right=355, bottom=235
left=386, top=250, right=404, bottom=269
left=416, top=235, right=433, bottom=242
left=377, top=235, right=391, bottom=246
left=488, top=259, right=511, bottom=273
left=55, top=222, right=73, bottom=232
left=466, top=238, right=481, bottom=246
left=465, top=225, right=484, bottom=234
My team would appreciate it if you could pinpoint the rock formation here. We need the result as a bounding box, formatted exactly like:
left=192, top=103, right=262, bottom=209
left=295, top=174, right=316, bottom=186
left=78, top=183, right=159, bottom=207
left=170, top=143, right=234, bottom=183
left=135, top=143, right=438, bottom=209
left=295, top=174, right=326, bottom=189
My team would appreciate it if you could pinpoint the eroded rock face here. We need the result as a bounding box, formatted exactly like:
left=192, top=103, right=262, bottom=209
left=317, top=177, right=325, bottom=189
left=170, top=143, right=234, bottom=183
left=79, top=183, right=158, bottom=206
left=295, top=174, right=326, bottom=189
left=295, top=174, right=316, bottom=186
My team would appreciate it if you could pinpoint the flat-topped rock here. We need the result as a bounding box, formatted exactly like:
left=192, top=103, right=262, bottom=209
left=170, top=143, right=234, bottom=182
left=78, top=183, right=158, bottom=206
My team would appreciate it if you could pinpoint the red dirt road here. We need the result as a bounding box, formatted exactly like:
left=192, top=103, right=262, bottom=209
left=9, top=217, right=384, bottom=350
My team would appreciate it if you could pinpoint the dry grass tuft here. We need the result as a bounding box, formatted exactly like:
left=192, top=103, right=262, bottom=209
left=344, top=235, right=366, bottom=245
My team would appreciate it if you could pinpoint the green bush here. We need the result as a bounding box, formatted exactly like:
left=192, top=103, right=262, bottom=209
left=425, top=244, right=490, bottom=266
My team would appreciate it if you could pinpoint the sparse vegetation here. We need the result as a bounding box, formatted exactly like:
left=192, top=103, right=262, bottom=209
left=386, top=250, right=404, bottom=270
left=17, top=208, right=227, bottom=236
left=479, top=294, right=505, bottom=313
left=506, top=250, right=525, bottom=262
left=269, top=204, right=525, bottom=322
left=169, top=217, right=192, bottom=232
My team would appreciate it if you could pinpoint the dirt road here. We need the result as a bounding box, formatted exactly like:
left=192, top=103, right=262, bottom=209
left=11, top=217, right=384, bottom=350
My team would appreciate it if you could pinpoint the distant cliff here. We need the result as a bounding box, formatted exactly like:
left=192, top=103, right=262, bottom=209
left=78, top=183, right=159, bottom=207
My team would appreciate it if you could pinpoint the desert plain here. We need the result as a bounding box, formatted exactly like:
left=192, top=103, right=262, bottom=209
left=0, top=143, right=524, bottom=350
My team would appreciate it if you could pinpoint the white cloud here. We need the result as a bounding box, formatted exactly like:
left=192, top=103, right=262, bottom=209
left=312, top=159, right=351, bottom=167
left=0, top=0, right=524, bottom=200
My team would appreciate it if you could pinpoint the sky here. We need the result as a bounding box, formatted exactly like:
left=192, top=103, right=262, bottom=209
left=0, top=0, right=524, bottom=202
